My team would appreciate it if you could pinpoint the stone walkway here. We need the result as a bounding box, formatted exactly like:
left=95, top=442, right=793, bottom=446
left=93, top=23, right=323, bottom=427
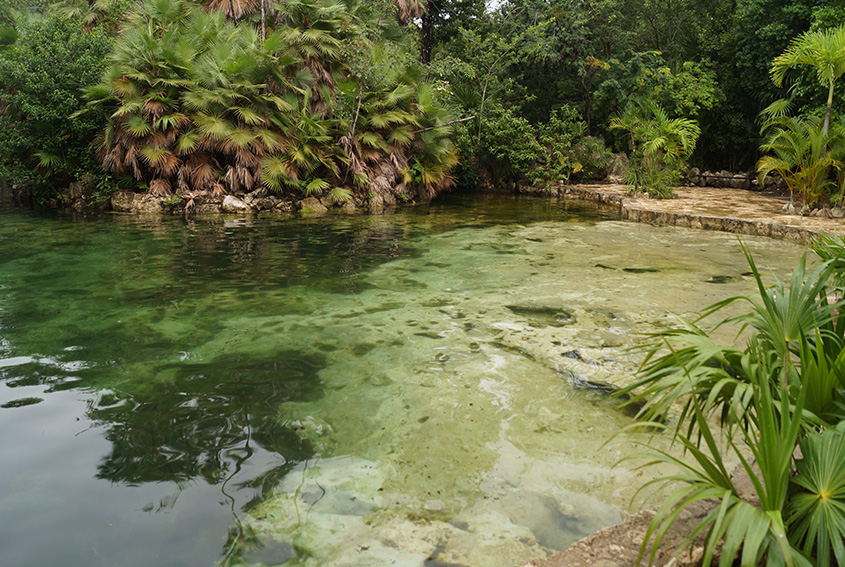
left=552, top=184, right=845, bottom=243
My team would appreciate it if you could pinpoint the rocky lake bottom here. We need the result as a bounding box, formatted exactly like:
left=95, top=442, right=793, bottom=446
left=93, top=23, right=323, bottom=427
left=0, top=194, right=806, bottom=567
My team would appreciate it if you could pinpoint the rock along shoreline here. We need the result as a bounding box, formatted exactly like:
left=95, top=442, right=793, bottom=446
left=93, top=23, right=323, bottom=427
left=108, top=182, right=842, bottom=245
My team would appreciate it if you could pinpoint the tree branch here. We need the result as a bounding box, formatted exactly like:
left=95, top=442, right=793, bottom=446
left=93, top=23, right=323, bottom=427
left=414, top=116, right=476, bottom=133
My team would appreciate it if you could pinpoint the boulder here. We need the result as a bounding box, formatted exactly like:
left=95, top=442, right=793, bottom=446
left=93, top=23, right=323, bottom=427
left=110, top=191, right=135, bottom=212
left=298, top=196, right=328, bottom=214
left=273, top=199, right=294, bottom=213
left=111, top=191, right=163, bottom=213
left=192, top=203, right=221, bottom=214
left=685, top=167, right=700, bottom=186
left=222, top=195, right=248, bottom=213
left=253, top=198, right=276, bottom=210
left=730, top=174, right=749, bottom=189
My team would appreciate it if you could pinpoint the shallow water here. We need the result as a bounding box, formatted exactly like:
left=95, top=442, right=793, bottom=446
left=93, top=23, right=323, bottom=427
left=0, top=194, right=806, bottom=567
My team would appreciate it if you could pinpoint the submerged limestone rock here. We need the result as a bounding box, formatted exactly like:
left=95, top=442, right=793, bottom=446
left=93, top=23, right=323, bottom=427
left=244, top=456, right=557, bottom=567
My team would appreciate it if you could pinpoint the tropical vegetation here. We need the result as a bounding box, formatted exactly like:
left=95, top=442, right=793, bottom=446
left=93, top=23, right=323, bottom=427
left=610, top=100, right=701, bottom=197
left=618, top=239, right=845, bottom=566
left=2, top=0, right=845, bottom=205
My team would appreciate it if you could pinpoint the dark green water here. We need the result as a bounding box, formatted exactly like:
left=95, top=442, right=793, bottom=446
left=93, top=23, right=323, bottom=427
left=0, top=195, right=608, bottom=567
left=0, top=193, right=806, bottom=567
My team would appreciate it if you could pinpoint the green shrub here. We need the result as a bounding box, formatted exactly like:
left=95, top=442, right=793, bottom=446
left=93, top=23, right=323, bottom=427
left=610, top=100, right=700, bottom=198
left=569, top=136, right=613, bottom=182
left=0, top=13, right=112, bottom=198
left=474, top=102, right=596, bottom=189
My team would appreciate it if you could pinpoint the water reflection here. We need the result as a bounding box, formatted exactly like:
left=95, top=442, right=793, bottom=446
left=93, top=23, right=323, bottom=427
left=89, top=352, right=324, bottom=488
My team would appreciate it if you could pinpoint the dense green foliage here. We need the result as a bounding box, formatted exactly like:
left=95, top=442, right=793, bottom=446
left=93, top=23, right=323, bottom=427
left=610, top=100, right=701, bottom=197
left=2, top=0, right=845, bottom=202
left=0, top=13, right=112, bottom=197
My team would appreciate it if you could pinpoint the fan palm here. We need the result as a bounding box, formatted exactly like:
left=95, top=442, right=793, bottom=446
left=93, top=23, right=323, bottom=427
left=48, top=0, right=127, bottom=31
left=338, top=70, right=457, bottom=201
left=88, top=0, right=298, bottom=196
left=84, top=0, right=458, bottom=204
left=272, top=0, right=349, bottom=114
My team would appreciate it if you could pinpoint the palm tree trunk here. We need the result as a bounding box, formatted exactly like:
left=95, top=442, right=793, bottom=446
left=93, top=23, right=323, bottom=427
left=260, top=0, right=266, bottom=45
left=824, top=79, right=835, bottom=137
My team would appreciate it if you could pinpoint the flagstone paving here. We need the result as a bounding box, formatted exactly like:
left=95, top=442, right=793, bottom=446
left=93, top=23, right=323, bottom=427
left=552, top=184, right=844, bottom=243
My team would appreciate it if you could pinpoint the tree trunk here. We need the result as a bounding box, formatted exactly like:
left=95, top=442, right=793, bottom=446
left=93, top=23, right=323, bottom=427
left=420, top=0, right=439, bottom=64
left=824, top=79, right=834, bottom=137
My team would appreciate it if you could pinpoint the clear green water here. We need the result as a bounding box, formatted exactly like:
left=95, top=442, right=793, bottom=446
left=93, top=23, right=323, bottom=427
left=0, top=193, right=806, bottom=567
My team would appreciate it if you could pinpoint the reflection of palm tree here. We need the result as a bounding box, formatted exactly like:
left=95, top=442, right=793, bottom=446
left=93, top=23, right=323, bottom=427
left=771, top=24, right=845, bottom=137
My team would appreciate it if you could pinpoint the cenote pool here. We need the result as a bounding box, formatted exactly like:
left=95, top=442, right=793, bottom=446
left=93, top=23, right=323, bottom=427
left=0, top=193, right=807, bottom=567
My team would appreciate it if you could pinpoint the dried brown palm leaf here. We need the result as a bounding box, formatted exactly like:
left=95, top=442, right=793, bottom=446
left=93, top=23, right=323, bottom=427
left=142, top=100, right=170, bottom=119
left=149, top=130, right=170, bottom=149
left=189, top=156, right=220, bottom=190
left=158, top=153, right=181, bottom=177
left=361, top=147, right=382, bottom=163
left=234, top=147, right=261, bottom=168
left=198, top=135, right=223, bottom=153
left=149, top=178, right=172, bottom=196
left=225, top=165, right=255, bottom=193
left=390, top=150, right=409, bottom=172
left=181, top=190, right=209, bottom=211
left=205, top=0, right=259, bottom=20
left=395, top=0, right=426, bottom=24
left=102, top=147, right=124, bottom=173
left=209, top=183, right=227, bottom=197
left=123, top=145, right=143, bottom=179
left=177, top=164, right=192, bottom=193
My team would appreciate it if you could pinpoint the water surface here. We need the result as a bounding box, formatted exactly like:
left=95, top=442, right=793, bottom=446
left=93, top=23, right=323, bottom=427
left=0, top=194, right=807, bottom=567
